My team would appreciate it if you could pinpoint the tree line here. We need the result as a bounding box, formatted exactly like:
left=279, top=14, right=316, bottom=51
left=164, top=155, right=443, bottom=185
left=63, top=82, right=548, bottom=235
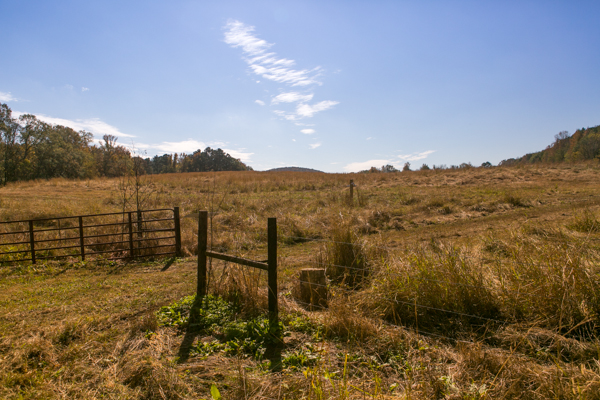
left=0, top=103, right=251, bottom=185
left=500, top=125, right=600, bottom=166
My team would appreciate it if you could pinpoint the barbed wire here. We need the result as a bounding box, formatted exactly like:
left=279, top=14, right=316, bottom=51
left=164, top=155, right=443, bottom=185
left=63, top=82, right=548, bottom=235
left=301, top=261, right=536, bottom=297
left=279, top=234, right=401, bottom=253
left=285, top=293, right=486, bottom=345
left=305, top=260, right=371, bottom=273
left=289, top=298, right=329, bottom=310
left=283, top=234, right=599, bottom=278
left=378, top=294, right=505, bottom=324
left=290, top=278, right=505, bottom=324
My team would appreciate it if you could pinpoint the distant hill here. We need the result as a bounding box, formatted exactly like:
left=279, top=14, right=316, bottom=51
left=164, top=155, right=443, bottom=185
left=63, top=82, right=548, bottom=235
left=500, top=125, right=600, bottom=166
left=266, top=166, right=324, bottom=173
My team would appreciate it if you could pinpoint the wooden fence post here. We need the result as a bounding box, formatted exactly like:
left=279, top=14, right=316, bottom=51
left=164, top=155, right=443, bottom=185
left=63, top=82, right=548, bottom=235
left=197, top=211, right=208, bottom=299
left=78, top=216, right=85, bottom=261
left=349, top=179, right=354, bottom=200
left=268, top=217, right=279, bottom=335
left=28, top=220, right=36, bottom=264
left=174, top=207, right=182, bottom=257
left=128, top=212, right=135, bottom=258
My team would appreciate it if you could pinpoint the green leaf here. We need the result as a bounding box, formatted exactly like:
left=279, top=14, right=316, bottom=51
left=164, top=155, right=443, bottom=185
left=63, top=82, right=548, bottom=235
left=210, top=384, right=222, bottom=400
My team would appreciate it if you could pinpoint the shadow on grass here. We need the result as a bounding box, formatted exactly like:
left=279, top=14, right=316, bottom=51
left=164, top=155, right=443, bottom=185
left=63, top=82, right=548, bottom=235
left=176, top=297, right=203, bottom=364
left=160, top=257, right=177, bottom=272
left=265, top=336, right=284, bottom=372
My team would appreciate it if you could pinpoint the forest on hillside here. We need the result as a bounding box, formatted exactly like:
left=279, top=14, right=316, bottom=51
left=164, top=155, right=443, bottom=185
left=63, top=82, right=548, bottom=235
left=0, top=103, right=251, bottom=185
left=501, top=125, right=600, bottom=166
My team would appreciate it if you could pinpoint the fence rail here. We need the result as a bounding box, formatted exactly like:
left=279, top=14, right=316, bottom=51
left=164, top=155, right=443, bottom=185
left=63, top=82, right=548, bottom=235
left=196, top=210, right=279, bottom=336
left=0, top=207, right=182, bottom=264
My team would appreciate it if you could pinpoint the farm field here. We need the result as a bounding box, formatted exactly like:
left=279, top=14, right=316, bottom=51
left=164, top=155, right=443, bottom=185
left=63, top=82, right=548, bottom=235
left=2, top=164, right=600, bottom=399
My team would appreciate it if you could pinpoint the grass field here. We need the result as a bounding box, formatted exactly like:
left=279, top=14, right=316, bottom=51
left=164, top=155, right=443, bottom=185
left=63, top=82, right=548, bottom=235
left=2, top=164, right=600, bottom=399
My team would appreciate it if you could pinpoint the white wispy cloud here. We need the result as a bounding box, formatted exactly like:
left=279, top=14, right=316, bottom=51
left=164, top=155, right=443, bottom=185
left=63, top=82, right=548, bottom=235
left=150, top=140, right=253, bottom=162
left=12, top=111, right=135, bottom=138
left=223, top=148, right=254, bottom=162
left=343, top=151, right=436, bottom=172
left=366, top=137, right=372, bottom=140
left=224, top=19, right=339, bottom=134
left=273, top=110, right=297, bottom=121
left=301, top=129, right=315, bottom=135
left=153, top=139, right=206, bottom=154
left=273, top=100, right=339, bottom=121
left=344, top=159, right=392, bottom=172
left=224, top=20, right=321, bottom=87
left=271, top=92, right=313, bottom=105
left=397, top=150, right=436, bottom=161
left=309, top=142, right=321, bottom=149
left=255, top=100, right=265, bottom=106
left=296, top=100, right=339, bottom=118
left=0, top=91, right=18, bottom=102
left=81, top=87, right=89, bottom=92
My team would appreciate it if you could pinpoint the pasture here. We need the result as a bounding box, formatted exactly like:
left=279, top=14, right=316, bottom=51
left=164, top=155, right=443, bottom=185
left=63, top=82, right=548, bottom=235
left=2, top=164, right=600, bottom=399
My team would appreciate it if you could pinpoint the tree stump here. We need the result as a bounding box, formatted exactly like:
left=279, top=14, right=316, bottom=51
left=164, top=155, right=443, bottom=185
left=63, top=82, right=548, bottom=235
left=297, top=268, right=328, bottom=311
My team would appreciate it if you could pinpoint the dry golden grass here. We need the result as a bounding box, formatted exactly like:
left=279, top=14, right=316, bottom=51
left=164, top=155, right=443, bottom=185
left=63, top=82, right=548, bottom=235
left=2, top=164, right=600, bottom=399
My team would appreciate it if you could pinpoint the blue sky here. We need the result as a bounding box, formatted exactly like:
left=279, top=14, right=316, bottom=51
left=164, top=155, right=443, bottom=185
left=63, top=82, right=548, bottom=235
left=1, top=1, right=599, bottom=172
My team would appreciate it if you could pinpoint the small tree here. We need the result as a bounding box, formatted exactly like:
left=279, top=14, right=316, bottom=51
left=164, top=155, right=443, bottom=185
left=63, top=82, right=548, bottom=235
left=116, top=144, right=157, bottom=238
left=420, top=163, right=430, bottom=171
left=402, top=162, right=411, bottom=172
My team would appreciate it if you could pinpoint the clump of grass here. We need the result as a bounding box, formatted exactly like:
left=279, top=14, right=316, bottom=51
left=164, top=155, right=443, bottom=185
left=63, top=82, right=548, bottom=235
left=119, top=352, right=190, bottom=399
left=280, top=215, right=321, bottom=245
left=439, top=205, right=453, bottom=215
left=213, top=265, right=267, bottom=318
left=567, top=209, right=600, bottom=233
left=320, top=223, right=369, bottom=288
left=322, top=295, right=379, bottom=342
left=482, top=237, right=512, bottom=257
left=372, top=244, right=501, bottom=332
left=367, top=210, right=391, bottom=229
left=503, top=193, right=529, bottom=207
left=426, top=198, right=445, bottom=208
left=492, top=232, right=600, bottom=331
left=399, top=193, right=420, bottom=205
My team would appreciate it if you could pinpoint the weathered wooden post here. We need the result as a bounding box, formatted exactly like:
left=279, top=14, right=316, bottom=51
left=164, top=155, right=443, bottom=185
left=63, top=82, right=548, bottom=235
left=349, top=179, right=354, bottom=200
left=174, top=207, right=182, bottom=257
left=268, top=217, right=279, bottom=335
left=128, top=212, right=135, bottom=258
left=28, top=220, right=36, bottom=264
left=78, top=216, right=85, bottom=261
left=197, top=211, right=208, bottom=299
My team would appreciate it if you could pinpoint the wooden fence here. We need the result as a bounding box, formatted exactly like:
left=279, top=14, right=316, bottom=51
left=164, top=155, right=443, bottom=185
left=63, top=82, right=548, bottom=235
left=196, top=210, right=279, bottom=334
left=0, top=207, right=182, bottom=264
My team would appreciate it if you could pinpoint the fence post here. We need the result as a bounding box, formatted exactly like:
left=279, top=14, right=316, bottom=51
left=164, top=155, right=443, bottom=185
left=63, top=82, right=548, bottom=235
left=174, top=207, right=182, bottom=257
left=28, top=220, right=36, bottom=264
left=197, top=211, right=208, bottom=299
left=349, top=179, right=354, bottom=200
left=268, top=217, right=279, bottom=336
left=78, top=216, right=85, bottom=261
left=128, top=212, right=134, bottom=258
